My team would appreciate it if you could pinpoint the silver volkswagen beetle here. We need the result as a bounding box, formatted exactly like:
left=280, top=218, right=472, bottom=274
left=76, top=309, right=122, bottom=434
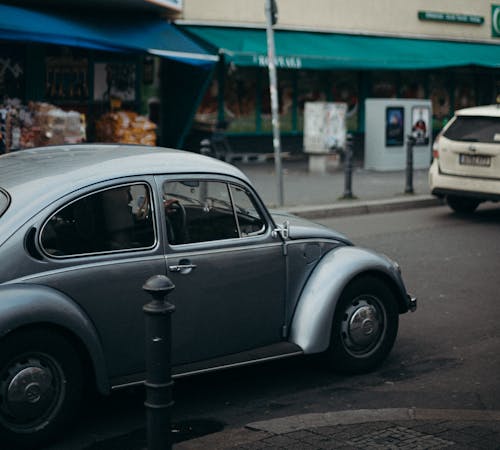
left=0, top=145, right=416, bottom=447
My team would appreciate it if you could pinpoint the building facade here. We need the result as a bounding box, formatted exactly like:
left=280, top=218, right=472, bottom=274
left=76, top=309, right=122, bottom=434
left=178, top=0, right=500, bottom=157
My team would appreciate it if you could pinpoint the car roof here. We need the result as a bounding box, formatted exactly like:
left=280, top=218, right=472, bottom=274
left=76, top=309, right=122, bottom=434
left=455, top=105, right=500, bottom=118
left=0, top=144, right=250, bottom=191
left=0, top=145, right=253, bottom=242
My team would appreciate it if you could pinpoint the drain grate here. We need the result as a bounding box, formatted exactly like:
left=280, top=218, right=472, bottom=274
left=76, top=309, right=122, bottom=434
left=347, top=425, right=455, bottom=449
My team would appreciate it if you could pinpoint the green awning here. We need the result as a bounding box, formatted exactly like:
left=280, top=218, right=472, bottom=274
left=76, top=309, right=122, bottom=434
left=182, top=25, right=500, bottom=70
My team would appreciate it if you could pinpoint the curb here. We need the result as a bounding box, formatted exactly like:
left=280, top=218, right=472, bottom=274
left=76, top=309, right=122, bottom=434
left=173, top=408, right=500, bottom=450
left=280, top=195, right=443, bottom=219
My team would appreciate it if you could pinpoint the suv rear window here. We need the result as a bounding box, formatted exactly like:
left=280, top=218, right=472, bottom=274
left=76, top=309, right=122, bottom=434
left=443, top=116, right=500, bottom=143
left=0, top=189, right=9, bottom=217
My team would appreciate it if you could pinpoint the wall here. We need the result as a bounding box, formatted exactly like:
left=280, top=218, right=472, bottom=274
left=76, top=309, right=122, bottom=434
left=182, top=0, right=498, bottom=43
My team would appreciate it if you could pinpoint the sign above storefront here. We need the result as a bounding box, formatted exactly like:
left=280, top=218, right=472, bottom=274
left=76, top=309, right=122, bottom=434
left=492, top=5, right=500, bottom=37
left=418, top=11, right=484, bottom=25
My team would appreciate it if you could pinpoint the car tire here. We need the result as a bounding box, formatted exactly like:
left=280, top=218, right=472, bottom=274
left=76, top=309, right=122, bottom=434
left=327, top=275, right=399, bottom=374
left=0, top=329, right=83, bottom=448
left=446, top=195, right=480, bottom=214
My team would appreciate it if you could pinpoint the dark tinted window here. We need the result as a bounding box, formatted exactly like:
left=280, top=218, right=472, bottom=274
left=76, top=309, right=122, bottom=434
left=162, top=180, right=267, bottom=246
left=444, top=116, right=500, bottom=143
left=0, top=189, right=9, bottom=217
left=163, top=180, right=238, bottom=245
left=41, top=184, right=155, bottom=257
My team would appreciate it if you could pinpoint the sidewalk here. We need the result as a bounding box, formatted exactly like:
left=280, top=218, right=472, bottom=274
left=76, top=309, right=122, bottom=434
left=234, top=159, right=442, bottom=218
left=175, top=408, right=500, bottom=449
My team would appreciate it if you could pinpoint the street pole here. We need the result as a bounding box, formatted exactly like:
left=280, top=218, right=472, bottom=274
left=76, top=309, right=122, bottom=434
left=342, top=133, right=354, bottom=199
left=405, top=134, right=416, bottom=194
left=265, top=0, right=284, bottom=207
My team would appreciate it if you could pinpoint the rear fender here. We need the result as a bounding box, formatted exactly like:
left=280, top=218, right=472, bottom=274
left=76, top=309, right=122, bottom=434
left=289, top=246, right=408, bottom=354
left=0, top=283, right=109, bottom=394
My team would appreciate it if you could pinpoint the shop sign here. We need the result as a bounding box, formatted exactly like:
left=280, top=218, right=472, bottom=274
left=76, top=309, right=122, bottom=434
left=253, top=55, right=302, bottom=69
left=492, top=5, right=500, bottom=37
left=418, top=11, right=484, bottom=25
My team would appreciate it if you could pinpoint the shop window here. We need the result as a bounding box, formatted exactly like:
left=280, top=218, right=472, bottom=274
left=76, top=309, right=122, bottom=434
left=454, top=72, right=476, bottom=110
left=45, top=53, right=89, bottom=102
left=297, top=70, right=327, bottom=131
left=328, top=72, right=359, bottom=132
left=224, top=67, right=258, bottom=133
left=371, top=71, right=397, bottom=98
left=429, top=73, right=451, bottom=130
left=94, top=62, right=136, bottom=103
left=41, top=183, right=155, bottom=257
left=194, top=78, right=219, bottom=131
left=0, top=44, right=25, bottom=100
left=261, top=69, right=294, bottom=133
left=400, top=72, right=425, bottom=99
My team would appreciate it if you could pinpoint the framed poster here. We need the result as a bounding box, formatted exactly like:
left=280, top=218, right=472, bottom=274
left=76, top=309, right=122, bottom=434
left=411, top=106, right=430, bottom=146
left=94, top=62, right=136, bottom=102
left=385, top=106, right=404, bottom=147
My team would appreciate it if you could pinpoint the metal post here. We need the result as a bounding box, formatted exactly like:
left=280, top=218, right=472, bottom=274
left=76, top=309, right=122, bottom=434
left=342, top=133, right=354, bottom=199
left=143, top=275, right=176, bottom=450
left=405, top=135, right=416, bottom=194
left=265, top=0, right=284, bottom=206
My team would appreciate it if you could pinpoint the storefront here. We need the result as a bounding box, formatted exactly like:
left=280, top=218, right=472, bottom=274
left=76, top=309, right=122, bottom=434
left=0, top=4, right=216, bottom=153
left=180, top=25, right=500, bottom=157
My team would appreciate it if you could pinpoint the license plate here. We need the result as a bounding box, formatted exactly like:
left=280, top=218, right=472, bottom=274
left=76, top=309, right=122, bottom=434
left=459, top=154, right=491, bottom=167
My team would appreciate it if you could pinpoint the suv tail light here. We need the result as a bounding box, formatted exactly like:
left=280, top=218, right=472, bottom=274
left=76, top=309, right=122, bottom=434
left=432, top=133, right=441, bottom=159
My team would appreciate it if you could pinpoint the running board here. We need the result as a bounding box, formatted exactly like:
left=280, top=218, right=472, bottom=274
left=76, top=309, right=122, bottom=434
left=172, top=342, right=303, bottom=378
left=111, top=342, right=303, bottom=390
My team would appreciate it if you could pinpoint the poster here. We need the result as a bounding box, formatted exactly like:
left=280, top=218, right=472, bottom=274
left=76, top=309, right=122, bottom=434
left=94, top=62, right=136, bottom=102
left=411, top=106, right=430, bottom=146
left=304, top=102, right=347, bottom=153
left=385, top=107, right=404, bottom=147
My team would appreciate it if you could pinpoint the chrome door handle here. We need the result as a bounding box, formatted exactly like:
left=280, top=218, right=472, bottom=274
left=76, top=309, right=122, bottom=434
left=168, top=262, right=197, bottom=274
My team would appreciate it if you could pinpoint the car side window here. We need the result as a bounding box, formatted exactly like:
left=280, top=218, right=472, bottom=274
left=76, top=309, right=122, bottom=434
left=229, top=185, right=266, bottom=237
left=40, top=183, right=155, bottom=257
left=163, top=180, right=238, bottom=245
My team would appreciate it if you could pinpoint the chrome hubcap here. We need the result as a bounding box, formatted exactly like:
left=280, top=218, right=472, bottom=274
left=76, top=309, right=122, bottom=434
left=0, top=355, right=64, bottom=430
left=341, top=297, right=386, bottom=357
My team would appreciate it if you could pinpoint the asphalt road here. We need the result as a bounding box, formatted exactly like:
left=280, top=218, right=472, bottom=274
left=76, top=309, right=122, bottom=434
left=46, top=203, right=500, bottom=450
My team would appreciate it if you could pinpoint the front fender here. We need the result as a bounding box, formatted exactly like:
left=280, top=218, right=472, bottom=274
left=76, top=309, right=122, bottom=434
left=289, top=246, right=409, bottom=354
left=0, top=283, right=109, bottom=394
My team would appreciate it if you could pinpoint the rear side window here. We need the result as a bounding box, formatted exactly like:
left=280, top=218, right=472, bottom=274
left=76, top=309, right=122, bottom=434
left=444, top=116, right=500, bottom=143
left=0, top=189, right=9, bottom=217
left=40, top=183, right=155, bottom=257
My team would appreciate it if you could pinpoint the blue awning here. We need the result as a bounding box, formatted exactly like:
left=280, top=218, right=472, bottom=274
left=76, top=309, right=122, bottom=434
left=0, top=5, right=217, bottom=67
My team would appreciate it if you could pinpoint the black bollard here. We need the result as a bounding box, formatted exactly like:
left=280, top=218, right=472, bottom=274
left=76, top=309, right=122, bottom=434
left=143, top=275, right=176, bottom=450
left=342, top=133, right=355, bottom=199
left=405, top=135, right=416, bottom=194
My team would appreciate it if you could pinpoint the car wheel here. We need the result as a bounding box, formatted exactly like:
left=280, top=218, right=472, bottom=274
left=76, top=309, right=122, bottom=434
left=327, top=275, right=399, bottom=374
left=0, top=329, right=83, bottom=448
left=447, top=195, right=480, bottom=214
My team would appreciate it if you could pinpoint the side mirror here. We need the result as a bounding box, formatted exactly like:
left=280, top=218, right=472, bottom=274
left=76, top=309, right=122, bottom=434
left=272, top=220, right=289, bottom=240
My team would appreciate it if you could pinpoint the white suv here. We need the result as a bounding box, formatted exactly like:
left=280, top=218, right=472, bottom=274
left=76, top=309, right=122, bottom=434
left=429, top=105, right=500, bottom=213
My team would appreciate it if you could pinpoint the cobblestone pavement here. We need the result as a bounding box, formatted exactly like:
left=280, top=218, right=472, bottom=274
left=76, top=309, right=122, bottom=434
left=234, top=420, right=500, bottom=449
left=175, top=409, right=500, bottom=450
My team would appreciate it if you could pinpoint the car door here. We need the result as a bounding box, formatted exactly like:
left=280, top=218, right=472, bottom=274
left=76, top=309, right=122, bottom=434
left=158, top=176, right=286, bottom=366
left=29, top=179, right=166, bottom=380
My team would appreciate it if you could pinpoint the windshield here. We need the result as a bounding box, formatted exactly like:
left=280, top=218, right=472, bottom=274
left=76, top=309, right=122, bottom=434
left=0, top=189, right=10, bottom=217
left=444, top=116, right=500, bottom=143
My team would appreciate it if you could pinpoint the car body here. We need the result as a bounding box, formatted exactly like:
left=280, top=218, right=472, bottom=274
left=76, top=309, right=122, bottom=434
left=429, top=105, right=500, bottom=213
left=0, top=145, right=416, bottom=447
